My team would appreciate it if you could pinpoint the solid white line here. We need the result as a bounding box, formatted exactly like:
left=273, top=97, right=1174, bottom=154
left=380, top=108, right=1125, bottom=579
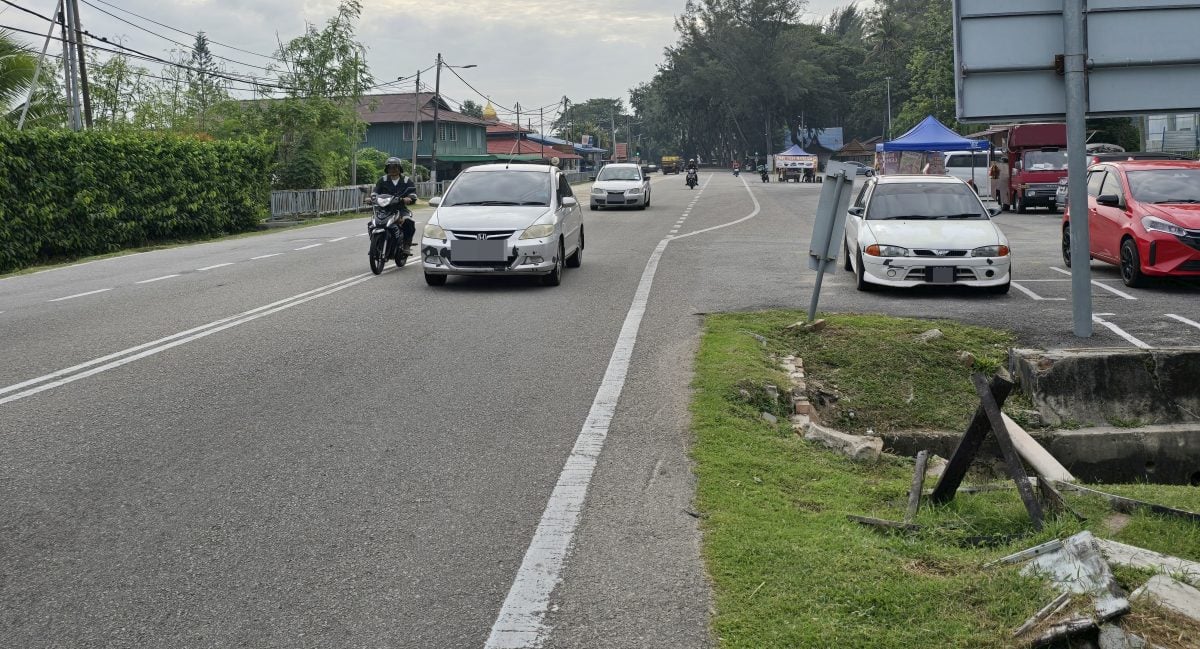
left=136, top=274, right=180, bottom=284
left=196, top=263, right=233, bottom=271
left=355, top=233, right=368, bottom=237
left=294, top=243, right=323, bottom=251
left=48, top=288, right=112, bottom=302
left=1092, top=314, right=1151, bottom=349
left=0, top=272, right=384, bottom=406
left=1165, top=313, right=1200, bottom=331
left=329, top=236, right=348, bottom=242
left=488, top=172, right=763, bottom=648
left=1049, top=265, right=1137, bottom=300
left=251, top=253, right=282, bottom=260
left=673, top=176, right=757, bottom=240
left=0, top=272, right=372, bottom=400
left=1011, top=282, right=1048, bottom=300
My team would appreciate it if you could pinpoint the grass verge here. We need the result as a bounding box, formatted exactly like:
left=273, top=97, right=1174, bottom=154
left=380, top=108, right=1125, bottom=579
left=692, top=311, right=1200, bottom=648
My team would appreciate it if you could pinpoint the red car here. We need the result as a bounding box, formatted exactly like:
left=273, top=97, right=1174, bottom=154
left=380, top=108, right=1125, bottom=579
left=1062, top=160, right=1200, bottom=286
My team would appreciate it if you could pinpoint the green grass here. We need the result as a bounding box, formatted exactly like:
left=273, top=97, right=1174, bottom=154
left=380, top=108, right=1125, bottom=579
left=691, top=311, right=1200, bottom=648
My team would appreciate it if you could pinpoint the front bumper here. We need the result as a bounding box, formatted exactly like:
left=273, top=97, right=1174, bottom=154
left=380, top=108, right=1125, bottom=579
left=421, top=236, right=557, bottom=276
left=1022, top=185, right=1059, bottom=206
left=860, top=255, right=1011, bottom=287
left=591, top=192, right=644, bottom=207
left=1139, top=230, right=1200, bottom=277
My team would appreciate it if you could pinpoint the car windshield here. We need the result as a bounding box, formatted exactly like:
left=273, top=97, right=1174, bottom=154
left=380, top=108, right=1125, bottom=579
left=442, top=170, right=550, bottom=207
left=596, top=167, right=640, bottom=181
left=867, top=183, right=986, bottom=220
left=1126, top=169, right=1200, bottom=204
left=1024, top=150, right=1068, bottom=171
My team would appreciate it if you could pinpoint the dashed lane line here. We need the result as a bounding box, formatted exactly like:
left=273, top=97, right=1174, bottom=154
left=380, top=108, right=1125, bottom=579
left=1011, top=282, right=1066, bottom=301
left=329, top=236, right=348, bottom=242
left=294, top=244, right=323, bottom=251
left=48, top=288, right=112, bottom=302
left=251, top=253, right=283, bottom=260
left=135, top=274, right=180, bottom=284
left=197, top=263, right=234, bottom=271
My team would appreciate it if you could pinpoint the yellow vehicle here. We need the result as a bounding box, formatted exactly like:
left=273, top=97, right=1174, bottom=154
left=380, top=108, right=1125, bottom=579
left=661, top=156, right=682, bottom=174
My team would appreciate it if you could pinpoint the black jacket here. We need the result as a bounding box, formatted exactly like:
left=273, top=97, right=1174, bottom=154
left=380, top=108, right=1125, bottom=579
left=375, top=174, right=416, bottom=198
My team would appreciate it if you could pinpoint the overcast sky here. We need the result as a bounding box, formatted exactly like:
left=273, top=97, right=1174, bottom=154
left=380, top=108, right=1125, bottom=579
left=6, top=0, right=864, bottom=121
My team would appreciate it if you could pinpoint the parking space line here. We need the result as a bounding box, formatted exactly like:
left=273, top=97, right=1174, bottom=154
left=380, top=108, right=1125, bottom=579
left=1092, top=314, right=1150, bottom=349
left=1011, top=282, right=1066, bottom=301
left=1165, top=313, right=1200, bottom=331
left=197, top=263, right=233, bottom=271
left=1050, top=266, right=1136, bottom=299
left=48, top=288, right=112, bottom=302
left=250, top=253, right=282, bottom=260
left=135, top=274, right=180, bottom=284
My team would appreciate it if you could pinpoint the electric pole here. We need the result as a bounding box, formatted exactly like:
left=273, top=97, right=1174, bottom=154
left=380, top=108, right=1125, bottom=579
left=18, top=0, right=63, bottom=131
left=539, top=107, right=544, bottom=158
left=69, top=0, right=92, bottom=127
left=412, top=69, right=421, bottom=183
left=59, top=3, right=81, bottom=130
left=885, top=76, right=893, bottom=138
left=611, top=112, right=617, bottom=162
left=431, top=53, right=442, bottom=187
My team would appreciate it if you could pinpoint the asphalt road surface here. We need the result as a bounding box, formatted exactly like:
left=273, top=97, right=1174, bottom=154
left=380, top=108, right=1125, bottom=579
left=2, top=172, right=1198, bottom=648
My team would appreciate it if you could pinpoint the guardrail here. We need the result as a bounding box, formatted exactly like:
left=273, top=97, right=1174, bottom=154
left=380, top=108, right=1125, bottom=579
left=270, top=185, right=372, bottom=219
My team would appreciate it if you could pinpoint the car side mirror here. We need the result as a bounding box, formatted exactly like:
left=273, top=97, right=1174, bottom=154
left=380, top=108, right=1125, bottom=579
left=1096, top=194, right=1121, bottom=207
left=561, top=197, right=578, bottom=208
left=847, top=206, right=865, bottom=217
left=428, top=196, right=442, bottom=207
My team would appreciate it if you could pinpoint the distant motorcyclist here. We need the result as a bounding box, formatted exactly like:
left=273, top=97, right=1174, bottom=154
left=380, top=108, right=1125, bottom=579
left=685, top=158, right=698, bottom=173
left=373, top=157, right=418, bottom=248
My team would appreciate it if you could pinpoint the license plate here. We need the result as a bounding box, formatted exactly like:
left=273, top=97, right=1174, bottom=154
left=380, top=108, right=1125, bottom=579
left=928, top=266, right=956, bottom=284
left=451, top=240, right=507, bottom=262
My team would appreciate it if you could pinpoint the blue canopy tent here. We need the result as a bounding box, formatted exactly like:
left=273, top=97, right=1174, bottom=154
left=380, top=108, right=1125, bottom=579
left=876, top=116, right=987, bottom=152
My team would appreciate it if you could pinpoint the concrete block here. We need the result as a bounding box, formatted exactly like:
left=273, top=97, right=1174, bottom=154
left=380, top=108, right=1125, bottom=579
left=790, top=414, right=811, bottom=429
left=1131, top=575, right=1200, bottom=624
left=794, top=399, right=812, bottom=415
left=762, top=412, right=778, bottom=425
left=803, top=423, right=883, bottom=462
left=916, top=328, right=944, bottom=343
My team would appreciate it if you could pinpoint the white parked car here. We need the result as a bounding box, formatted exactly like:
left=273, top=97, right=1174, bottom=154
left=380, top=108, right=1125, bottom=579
left=590, top=163, right=651, bottom=210
left=422, top=164, right=583, bottom=287
left=943, top=150, right=991, bottom=190
left=843, top=175, right=1011, bottom=294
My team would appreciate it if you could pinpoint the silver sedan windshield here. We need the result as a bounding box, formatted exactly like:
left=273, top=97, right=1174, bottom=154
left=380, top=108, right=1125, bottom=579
left=443, top=171, right=551, bottom=207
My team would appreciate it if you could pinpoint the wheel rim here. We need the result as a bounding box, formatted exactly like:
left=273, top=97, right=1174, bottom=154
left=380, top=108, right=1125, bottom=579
left=1062, top=227, right=1072, bottom=265
left=1120, top=243, right=1136, bottom=282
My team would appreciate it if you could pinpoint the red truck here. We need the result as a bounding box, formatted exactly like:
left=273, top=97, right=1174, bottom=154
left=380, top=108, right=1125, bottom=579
left=985, top=123, right=1068, bottom=213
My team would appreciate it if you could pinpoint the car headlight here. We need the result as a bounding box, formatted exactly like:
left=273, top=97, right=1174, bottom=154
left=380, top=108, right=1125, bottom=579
left=971, top=245, right=1010, bottom=257
left=424, top=223, right=445, bottom=239
left=520, top=224, right=556, bottom=240
left=627, top=187, right=643, bottom=194
left=591, top=187, right=605, bottom=195
left=1142, top=215, right=1187, bottom=237
left=864, top=244, right=910, bottom=257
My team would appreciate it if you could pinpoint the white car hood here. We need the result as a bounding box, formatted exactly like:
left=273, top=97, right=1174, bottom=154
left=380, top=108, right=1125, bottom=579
left=865, top=219, right=1004, bottom=249
left=593, top=180, right=642, bottom=191
left=432, top=205, right=552, bottom=231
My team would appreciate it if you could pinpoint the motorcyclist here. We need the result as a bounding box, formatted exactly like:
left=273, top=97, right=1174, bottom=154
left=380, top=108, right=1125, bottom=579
left=373, top=157, right=418, bottom=249
left=685, top=158, right=698, bottom=186
left=685, top=158, right=698, bottom=173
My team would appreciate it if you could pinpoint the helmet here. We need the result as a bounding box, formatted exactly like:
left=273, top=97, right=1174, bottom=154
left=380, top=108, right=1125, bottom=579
left=385, top=157, right=404, bottom=173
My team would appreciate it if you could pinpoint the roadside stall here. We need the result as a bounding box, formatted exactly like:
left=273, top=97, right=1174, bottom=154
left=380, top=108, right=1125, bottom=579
left=775, top=144, right=819, bottom=182
left=876, top=116, right=987, bottom=188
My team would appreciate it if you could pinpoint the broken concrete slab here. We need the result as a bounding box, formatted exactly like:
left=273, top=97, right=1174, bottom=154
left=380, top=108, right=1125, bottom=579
left=1096, top=539, right=1200, bottom=588
left=1039, top=423, right=1200, bottom=485
left=802, top=422, right=882, bottom=462
left=1010, top=347, right=1200, bottom=427
left=1019, top=531, right=1130, bottom=622
left=1130, top=575, right=1200, bottom=625
left=1098, top=623, right=1148, bottom=649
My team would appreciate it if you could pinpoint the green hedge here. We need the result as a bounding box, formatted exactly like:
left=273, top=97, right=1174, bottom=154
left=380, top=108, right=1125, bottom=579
left=0, top=129, right=272, bottom=273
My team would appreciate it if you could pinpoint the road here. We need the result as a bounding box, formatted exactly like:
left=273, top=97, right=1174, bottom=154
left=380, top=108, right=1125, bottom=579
left=2, top=172, right=1198, bottom=648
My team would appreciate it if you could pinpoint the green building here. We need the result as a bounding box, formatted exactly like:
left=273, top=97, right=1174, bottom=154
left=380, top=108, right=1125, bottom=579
left=358, top=92, right=495, bottom=181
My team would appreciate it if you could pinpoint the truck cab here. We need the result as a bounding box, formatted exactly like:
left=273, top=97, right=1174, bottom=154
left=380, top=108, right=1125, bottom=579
left=986, top=123, right=1068, bottom=213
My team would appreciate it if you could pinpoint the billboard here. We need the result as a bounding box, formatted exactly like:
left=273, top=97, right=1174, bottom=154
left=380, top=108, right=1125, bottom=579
left=791, top=127, right=844, bottom=154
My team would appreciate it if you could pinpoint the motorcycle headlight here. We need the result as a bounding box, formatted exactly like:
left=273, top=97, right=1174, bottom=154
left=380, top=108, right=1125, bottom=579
left=864, top=244, right=910, bottom=257
left=520, top=224, right=556, bottom=240
left=627, top=187, right=642, bottom=195
left=424, top=223, right=446, bottom=239
left=971, top=245, right=1010, bottom=257
left=1142, top=216, right=1187, bottom=237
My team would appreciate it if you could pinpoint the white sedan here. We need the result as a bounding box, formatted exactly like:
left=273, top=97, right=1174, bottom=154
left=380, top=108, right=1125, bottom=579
left=590, top=163, right=651, bottom=210
left=843, top=175, right=1011, bottom=294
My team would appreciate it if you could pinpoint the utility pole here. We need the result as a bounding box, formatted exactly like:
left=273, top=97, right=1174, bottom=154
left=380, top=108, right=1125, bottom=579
left=412, top=69, right=421, bottom=184
left=1064, top=0, right=1093, bottom=337
left=515, top=102, right=522, bottom=149
left=539, top=107, right=544, bottom=158
left=59, top=2, right=81, bottom=130
left=885, top=76, right=893, bottom=139
left=19, top=0, right=63, bottom=130
left=431, top=52, right=443, bottom=187
left=611, top=112, right=617, bottom=162
left=69, top=0, right=92, bottom=127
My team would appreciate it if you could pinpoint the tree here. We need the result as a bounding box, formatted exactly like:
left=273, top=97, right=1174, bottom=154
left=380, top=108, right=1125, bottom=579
left=459, top=99, right=483, bottom=119
left=185, top=32, right=229, bottom=130
left=893, top=0, right=957, bottom=134
left=0, top=29, right=64, bottom=128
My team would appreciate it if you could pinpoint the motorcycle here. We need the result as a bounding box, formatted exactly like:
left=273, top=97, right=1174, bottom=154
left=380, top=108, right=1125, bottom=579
left=367, top=193, right=414, bottom=275
left=733, top=167, right=740, bottom=177
left=760, top=168, right=770, bottom=183
left=686, top=169, right=698, bottom=189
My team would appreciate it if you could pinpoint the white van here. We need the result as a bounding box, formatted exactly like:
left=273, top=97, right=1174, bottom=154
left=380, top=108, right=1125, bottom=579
left=943, top=150, right=992, bottom=190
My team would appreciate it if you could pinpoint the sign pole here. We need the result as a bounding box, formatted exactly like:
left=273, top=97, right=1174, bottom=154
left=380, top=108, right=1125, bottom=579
left=806, top=163, right=855, bottom=322
left=1064, top=0, right=1093, bottom=337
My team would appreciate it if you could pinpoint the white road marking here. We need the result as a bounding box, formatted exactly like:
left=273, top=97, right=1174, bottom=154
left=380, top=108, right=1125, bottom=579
left=356, top=233, right=368, bottom=237
left=1011, top=282, right=1065, bottom=301
left=488, top=172, right=760, bottom=648
left=1014, top=278, right=1071, bottom=282
left=1092, top=314, right=1150, bottom=349
left=1, top=272, right=388, bottom=406
left=294, top=243, right=323, bottom=251
left=1049, top=266, right=1137, bottom=299
left=1165, top=313, right=1200, bottom=331
left=251, top=253, right=282, bottom=260
left=48, top=288, right=112, bottom=302
left=136, top=274, right=180, bottom=284
left=197, top=263, right=233, bottom=271
left=329, top=236, right=348, bottom=242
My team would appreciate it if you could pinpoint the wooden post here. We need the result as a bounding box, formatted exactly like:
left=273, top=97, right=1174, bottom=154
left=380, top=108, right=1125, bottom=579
left=971, top=373, right=1044, bottom=530
left=905, top=450, right=930, bottom=523
left=930, top=372, right=1014, bottom=504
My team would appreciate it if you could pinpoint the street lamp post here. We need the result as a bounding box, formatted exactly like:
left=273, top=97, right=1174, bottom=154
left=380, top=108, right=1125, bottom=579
left=885, top=76, right=893, bottom=138
left=430, top=53, right=477, bottom=190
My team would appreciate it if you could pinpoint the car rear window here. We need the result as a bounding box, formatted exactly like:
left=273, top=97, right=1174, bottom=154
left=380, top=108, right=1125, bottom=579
left=1126, top=169, right=1200, bottom=204
left=442, top=171, right=551, bottom=207
left=867, top=183, right=986, bottom=220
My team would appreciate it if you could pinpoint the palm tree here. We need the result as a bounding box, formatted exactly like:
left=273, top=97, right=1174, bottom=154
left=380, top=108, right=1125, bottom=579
left=0, top=29, right=64, bottom=128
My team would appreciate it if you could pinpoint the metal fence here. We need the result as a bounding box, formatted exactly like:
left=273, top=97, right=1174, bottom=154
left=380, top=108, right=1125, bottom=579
left=270, top=185, right=372, bottom=219
left=564, top=171, right=596, bottom=185
left=414, top=181, right=447, bottom=198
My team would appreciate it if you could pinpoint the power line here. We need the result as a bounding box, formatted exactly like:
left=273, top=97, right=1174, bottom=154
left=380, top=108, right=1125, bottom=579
left=84, top=0, right=280, bottom=61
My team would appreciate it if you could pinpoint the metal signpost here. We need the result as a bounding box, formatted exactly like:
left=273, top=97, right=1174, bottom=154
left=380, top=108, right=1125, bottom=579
left=953, top=0, right=1200, bottom=338
left=806, top=162, right=856, bottom=322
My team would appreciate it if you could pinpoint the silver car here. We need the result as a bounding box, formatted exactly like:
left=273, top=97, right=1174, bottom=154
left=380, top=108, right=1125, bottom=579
left=590, top=163, right=651, bottom=210
left=422, top=164, right=584, bottom=286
